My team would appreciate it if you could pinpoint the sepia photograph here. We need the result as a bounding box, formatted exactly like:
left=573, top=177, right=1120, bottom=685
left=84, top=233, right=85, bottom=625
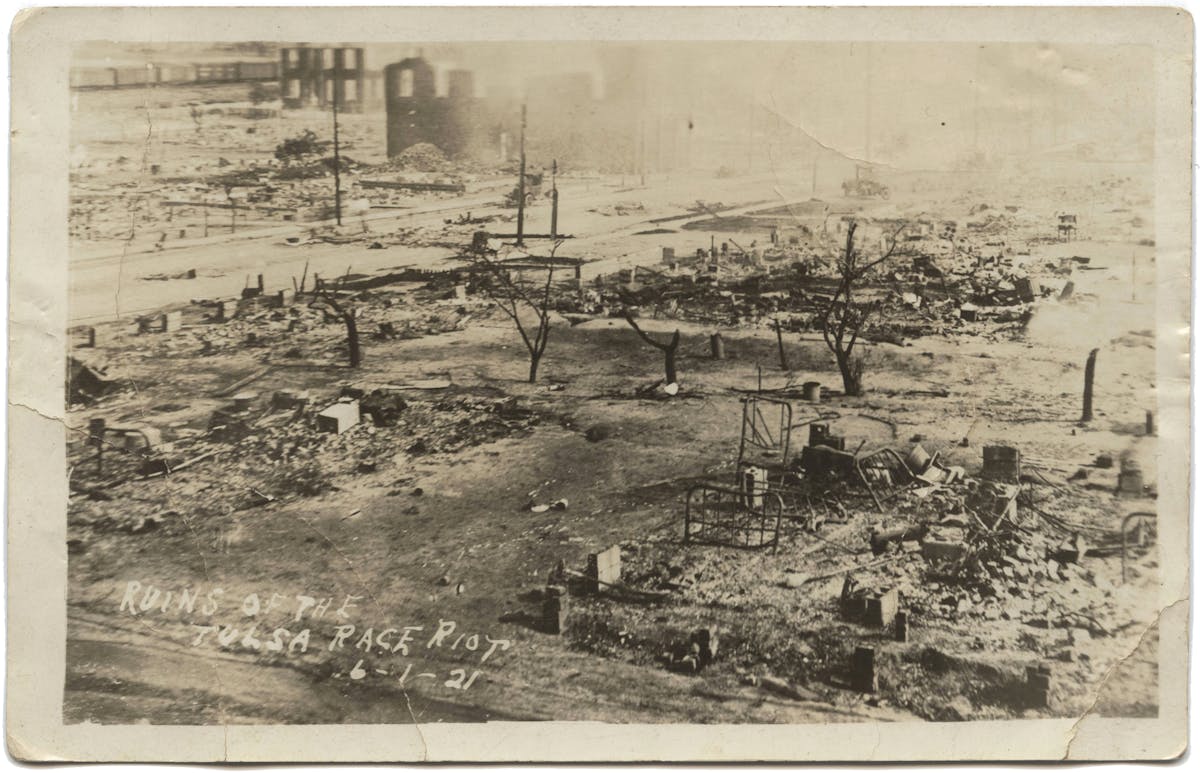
left=7, top=4, right=1191, bottom=762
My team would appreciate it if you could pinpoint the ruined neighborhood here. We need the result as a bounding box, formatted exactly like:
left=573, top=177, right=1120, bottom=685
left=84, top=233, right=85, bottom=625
left=62, top=39, right=1162, bottom=727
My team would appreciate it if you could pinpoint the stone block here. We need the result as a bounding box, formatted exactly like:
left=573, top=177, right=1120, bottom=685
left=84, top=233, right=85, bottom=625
left=1026, top=664, right=1052, bottom=708
left=740, top=465, right=768, bottom=509
left=921, top=539, right=967, bottom=563
left=585, top=545, right=622, bottom=594
left=982, top=445, right=1021, bottom=482
left=542, top=585, right=568, bottom=634
left=866, top=588, right=899, bottom=628
left=160, top=310, right=183, bottom=333
left=1117, top=461, right=1144, bottom=496
left=851, top=646, right=878, bottom=693
left=1014, top=277, right=1037, bottom=303
left=277, top=289, right=295, bottom=308
left=317, top=400, right=360, bottom=434
left=216, top=300, right=237, bottom=321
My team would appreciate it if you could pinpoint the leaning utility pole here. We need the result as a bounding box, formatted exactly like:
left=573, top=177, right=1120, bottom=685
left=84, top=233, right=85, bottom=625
left=550, top=159, right=559, bottom=240
left=516, top=103, right=527, bottom=248
left=332, top=86, right=343, bottom=226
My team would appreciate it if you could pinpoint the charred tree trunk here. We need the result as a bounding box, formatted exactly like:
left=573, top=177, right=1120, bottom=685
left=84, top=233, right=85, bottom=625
left=313, top=287, right=363, bottom=369
left=820, top=219, right=904, bottom=399
left=664, top=333, right=679, bottom=384
left=528, top=353, right=541, bottom=383
left=835, top=349, right=862, bottom=396
left=624, top=314, right=681, bottom=386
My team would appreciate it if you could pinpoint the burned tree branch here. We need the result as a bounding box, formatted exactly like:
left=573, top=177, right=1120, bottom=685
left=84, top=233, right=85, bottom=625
left=623, top=312, right=681, bottom=385
left=819, top=220, right=907, bottom=396
left=468, top=239, right=564, bottom=382
left=309, top=275, right=362, bottom=368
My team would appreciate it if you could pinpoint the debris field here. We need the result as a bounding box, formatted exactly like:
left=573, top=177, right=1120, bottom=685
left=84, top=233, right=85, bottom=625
left=65, top=75, right=1159, bottom=726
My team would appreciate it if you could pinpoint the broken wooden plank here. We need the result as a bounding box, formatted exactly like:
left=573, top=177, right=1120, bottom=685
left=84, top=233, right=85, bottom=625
left=214, top=367, right=273, bottom=398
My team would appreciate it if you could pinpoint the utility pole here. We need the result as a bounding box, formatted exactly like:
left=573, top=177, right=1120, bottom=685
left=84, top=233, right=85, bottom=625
left=972, top=46, right=981, bottom=154
left=332, top=84, right=343, bottom=226
left=864, top=44, right=873, bottom=161
left=746, top=93, right=754, bottom=172
left=655, top=113, right=663, bottom=175
left=550, top=159, right=559, bottom=240
left=639, top=114, right=647, bottom=187
left=516, top=103, right=527, bottom=248
left=1026, top=73, right=1034, bottom=154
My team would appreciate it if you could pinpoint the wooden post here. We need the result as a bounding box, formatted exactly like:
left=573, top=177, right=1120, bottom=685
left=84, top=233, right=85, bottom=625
left=851, top=646, right=878, bottom=693
left=710, top=333, right=725, bottom=360
left=516, top=104, right=527, bottom=248
left=1082, top=348, right=1099, bottom=423
left=774, top=318, right=789, bottom=370
left=332, top=86, right=343, bottom=226
left=550, top=159, right=559, bottom=240
left=88, top=418, right=106, bottom=474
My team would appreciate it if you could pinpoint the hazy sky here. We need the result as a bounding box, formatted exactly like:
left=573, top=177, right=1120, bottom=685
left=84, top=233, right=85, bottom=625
left=79, top=40, right=1156, bottom=169
left=374, top=41, right=1154, bottom=169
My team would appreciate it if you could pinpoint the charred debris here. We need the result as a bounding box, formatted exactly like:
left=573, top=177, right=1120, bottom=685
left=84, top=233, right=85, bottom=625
left=68, top=111, right=1155, bottom=721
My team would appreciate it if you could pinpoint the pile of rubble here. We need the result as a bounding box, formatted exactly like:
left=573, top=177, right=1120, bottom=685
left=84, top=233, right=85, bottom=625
left=67, top=384, right=544, bottom=542
left=378, top=142, right=449, bottom=173
left=524, top=396, right=1155, bottom=720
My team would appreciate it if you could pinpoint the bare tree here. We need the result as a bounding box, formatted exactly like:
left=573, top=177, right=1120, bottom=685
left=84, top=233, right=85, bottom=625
left=623, top=312, right=681, bottom=386
left=820, top=220, right=906, bottom=396
left=310, top=276, right=362, bottom=369
left=469, top=240, right=563, bottom=383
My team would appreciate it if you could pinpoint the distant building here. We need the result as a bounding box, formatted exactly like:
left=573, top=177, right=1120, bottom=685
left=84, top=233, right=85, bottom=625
left=386, top=57, right=470, bottom=157
left=280, top=45, right=367, bottom=112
